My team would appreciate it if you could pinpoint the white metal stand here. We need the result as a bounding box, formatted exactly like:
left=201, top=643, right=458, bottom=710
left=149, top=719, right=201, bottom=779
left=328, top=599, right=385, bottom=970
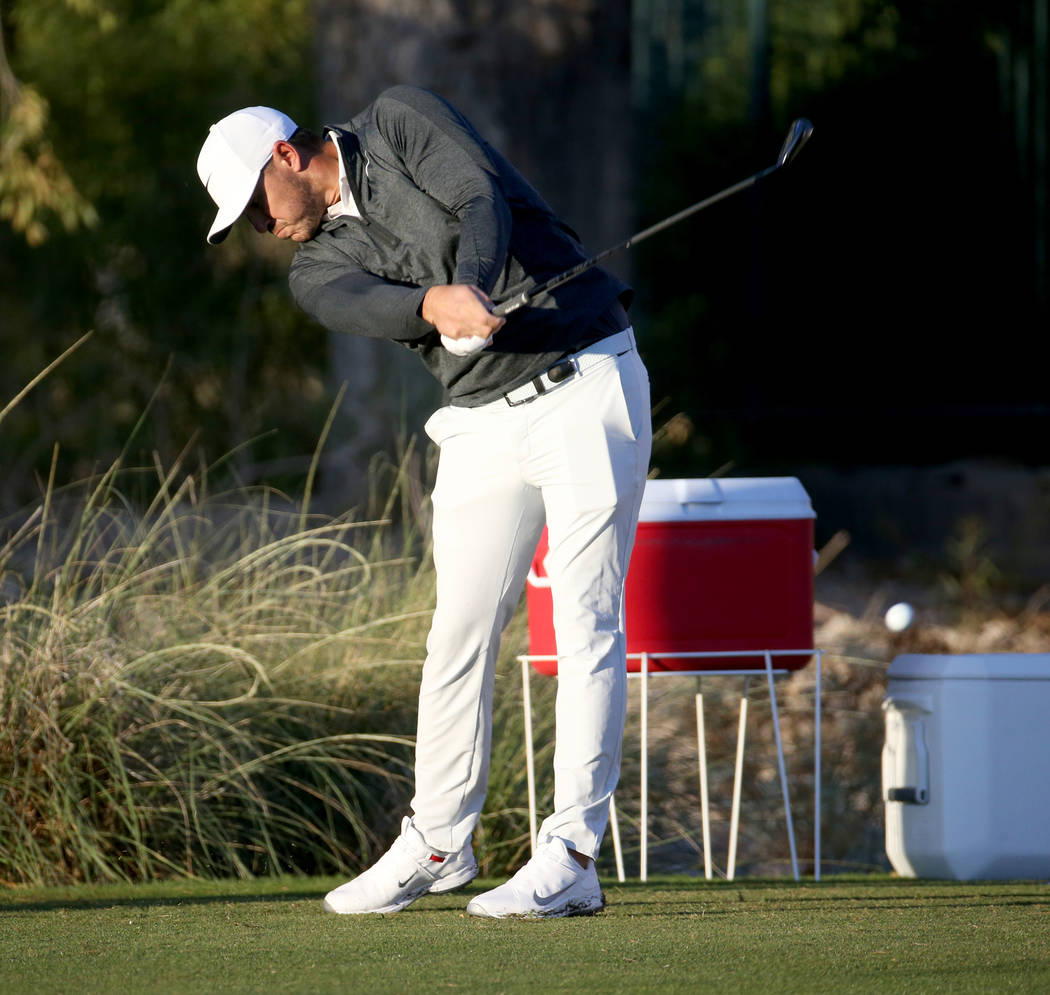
left=518, top=648, right=822, bottom=883
left=695, top=692, right=713, bottom=879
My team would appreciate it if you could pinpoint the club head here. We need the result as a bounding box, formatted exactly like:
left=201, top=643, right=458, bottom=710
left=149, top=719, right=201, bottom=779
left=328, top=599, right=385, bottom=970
left=776, top=118, right=814, bottom=167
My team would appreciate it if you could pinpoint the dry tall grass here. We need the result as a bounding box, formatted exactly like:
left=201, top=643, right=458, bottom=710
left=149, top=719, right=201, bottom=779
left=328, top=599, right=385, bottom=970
left=0, top=412, right=562, bottom=886
left=0, top=447, right=436, bottom=883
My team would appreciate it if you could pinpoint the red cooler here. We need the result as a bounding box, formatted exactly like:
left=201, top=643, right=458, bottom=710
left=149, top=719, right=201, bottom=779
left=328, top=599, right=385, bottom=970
left=526, top=477, right=815, bottom=674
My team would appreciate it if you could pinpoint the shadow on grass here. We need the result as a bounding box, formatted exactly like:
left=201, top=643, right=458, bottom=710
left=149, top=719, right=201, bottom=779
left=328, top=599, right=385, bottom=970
left=605, top=896, right=1049, bottom=916
left=0, top=889, right=326, bottom=914
left=610, top=875, right=1048, bottom=891
left=602, top=876, right=1050, bottom=915
left=0, top=879, right=484, bottom=915
left=3, top=874, right=1044, bottom=917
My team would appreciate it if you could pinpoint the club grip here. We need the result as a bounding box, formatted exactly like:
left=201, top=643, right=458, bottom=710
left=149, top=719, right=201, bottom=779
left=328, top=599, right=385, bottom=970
left=491, top=291, right=531, bottom=318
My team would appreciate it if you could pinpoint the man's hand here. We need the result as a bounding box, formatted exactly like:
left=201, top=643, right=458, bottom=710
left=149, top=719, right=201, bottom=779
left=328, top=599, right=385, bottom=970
left=422, top=284, right=505, bottom=340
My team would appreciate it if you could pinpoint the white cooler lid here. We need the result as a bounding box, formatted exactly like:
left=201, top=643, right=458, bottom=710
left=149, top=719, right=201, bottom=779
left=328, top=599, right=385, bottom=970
left=639, top=477, right=815, bottom=522
left=889, top=653, right=1050, bottom=681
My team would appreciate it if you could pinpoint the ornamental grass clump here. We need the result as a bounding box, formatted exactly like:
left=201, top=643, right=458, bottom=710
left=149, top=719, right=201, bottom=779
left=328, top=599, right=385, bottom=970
left=0, top=447, right=443, bottom=886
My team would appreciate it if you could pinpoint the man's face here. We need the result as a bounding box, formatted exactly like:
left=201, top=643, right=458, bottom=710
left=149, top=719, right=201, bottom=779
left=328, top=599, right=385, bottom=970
left=245, top=161, right=327, bottom=243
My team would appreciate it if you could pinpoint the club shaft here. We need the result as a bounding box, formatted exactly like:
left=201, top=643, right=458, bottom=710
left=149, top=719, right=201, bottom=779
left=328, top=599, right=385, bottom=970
left=492, top=162, right=778, bottom=318
left=626, top=164, right=776, bottom=247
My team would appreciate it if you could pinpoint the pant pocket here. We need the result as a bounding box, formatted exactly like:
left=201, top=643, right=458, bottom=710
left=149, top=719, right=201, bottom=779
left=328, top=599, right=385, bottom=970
left=424, top=405, right=459, bottom=446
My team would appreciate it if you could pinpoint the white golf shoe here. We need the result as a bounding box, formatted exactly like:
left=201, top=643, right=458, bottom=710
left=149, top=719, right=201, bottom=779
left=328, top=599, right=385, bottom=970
left=323, top=816, right=478, bottom=914
left=466, top=836, right=604, bottom=919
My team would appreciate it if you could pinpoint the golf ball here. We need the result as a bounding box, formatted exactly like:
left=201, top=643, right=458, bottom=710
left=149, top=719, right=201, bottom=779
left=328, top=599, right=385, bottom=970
left=884, top=602, right=915, bottom=632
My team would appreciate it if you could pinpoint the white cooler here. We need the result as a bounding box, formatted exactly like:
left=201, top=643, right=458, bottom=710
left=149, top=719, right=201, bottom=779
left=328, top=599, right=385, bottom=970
left=882, top=653, right=1050, bottom=879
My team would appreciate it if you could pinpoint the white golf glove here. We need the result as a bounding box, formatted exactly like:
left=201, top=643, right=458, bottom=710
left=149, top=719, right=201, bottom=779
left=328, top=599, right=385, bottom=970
left=440, top=333, right=492, bottom=356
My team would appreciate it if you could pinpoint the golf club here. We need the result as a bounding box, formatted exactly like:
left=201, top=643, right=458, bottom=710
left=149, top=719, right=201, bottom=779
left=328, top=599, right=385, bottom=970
left=491, top=117, right=814, bottom=318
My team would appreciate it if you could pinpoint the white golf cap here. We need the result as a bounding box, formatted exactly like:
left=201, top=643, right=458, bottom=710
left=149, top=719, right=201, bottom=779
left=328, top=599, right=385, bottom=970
left=197, top=106, right=298, bottom=244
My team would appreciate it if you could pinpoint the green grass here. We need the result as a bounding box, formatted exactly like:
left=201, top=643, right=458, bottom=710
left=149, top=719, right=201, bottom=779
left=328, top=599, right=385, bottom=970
left=1, top=875, right=1048, bottom=993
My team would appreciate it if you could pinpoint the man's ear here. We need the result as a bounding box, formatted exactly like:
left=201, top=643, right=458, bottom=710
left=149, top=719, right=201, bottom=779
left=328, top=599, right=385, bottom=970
left=271, top=140, right=304, bottom=172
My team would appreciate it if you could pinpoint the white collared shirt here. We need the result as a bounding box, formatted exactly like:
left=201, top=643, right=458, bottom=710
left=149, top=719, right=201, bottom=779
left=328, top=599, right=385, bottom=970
left=325, top=131, right=362, bottom=220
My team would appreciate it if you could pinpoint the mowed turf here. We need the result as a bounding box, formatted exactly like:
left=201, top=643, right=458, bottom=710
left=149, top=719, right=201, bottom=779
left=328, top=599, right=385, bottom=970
left=1, top=875, right=1047, bottom=993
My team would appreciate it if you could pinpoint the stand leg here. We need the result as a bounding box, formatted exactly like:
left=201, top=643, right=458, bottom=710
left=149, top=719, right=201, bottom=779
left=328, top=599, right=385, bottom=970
left=640, top=653, right=649, bottom=882
left=815, top=649, right=822, bottom=881
left=765, top=652, right=800, bottom=881
left=608, top=795, right=625, bottom=883
left=727, top=684, right=748, bottom=881
left=522, top=658, right=537, bottom=855
left=696, top=692, right=712, bottom=880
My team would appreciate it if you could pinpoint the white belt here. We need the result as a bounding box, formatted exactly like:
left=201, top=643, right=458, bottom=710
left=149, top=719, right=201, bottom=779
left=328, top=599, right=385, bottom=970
left=502, top=327, right=635, bottom=407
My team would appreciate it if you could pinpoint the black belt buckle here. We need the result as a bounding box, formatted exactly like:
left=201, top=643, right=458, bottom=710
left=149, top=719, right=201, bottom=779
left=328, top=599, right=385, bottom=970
left=546, top=360, right=575, bottom=384
left=506, top=358, right=578, bottom=407
left=530, top=359, right=575, bottom=396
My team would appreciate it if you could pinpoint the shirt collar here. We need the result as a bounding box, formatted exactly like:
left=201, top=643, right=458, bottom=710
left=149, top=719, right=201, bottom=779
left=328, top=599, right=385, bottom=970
left=325, top=131, right=361, bottom=220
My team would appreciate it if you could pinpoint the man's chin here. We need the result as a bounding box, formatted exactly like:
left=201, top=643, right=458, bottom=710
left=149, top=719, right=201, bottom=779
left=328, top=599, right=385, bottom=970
left=290, top=225, right=322, bottom=243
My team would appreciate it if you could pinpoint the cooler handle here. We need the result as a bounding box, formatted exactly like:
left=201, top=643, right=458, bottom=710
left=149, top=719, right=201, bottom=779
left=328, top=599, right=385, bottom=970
left=674, top=477, right=725, bottom=505
left=887, top=787, right=928, bottom=805
left=882, top=695, right=931, bottom=807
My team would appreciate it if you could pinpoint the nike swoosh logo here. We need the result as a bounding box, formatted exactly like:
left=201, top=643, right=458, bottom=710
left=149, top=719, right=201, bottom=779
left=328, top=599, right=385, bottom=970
left=398, top=854, right=446, bottom=889
left=530, top=885, right=575, bottom=908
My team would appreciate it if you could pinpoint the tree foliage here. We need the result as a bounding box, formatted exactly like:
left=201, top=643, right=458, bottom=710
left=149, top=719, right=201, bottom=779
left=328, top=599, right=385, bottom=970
left=0, top=0, right=324, bottom=508
left=3, top=0, right=1047, bottom=508
left=0, top=60, right=98, bottom=244
left=635, top=0, right=1045, bottom=476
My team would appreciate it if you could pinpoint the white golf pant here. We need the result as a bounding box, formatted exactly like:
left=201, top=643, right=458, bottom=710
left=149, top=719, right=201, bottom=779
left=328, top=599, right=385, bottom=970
left=411, top=328, right=651, bottom=860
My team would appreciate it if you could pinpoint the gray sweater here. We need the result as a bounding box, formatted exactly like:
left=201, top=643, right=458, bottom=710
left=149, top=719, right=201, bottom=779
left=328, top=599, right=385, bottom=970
left=288, top=86, right=631, bottom=407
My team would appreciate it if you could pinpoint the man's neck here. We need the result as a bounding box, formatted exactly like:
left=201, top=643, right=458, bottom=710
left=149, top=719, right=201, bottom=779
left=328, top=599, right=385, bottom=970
left=322, top=133, right=361, bottom=219
left=320, top=140, right=342, bottom=211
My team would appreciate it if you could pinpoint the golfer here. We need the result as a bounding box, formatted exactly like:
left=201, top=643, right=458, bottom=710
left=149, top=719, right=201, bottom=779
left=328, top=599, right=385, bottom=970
left=197, top=86, right=651, bottom=918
